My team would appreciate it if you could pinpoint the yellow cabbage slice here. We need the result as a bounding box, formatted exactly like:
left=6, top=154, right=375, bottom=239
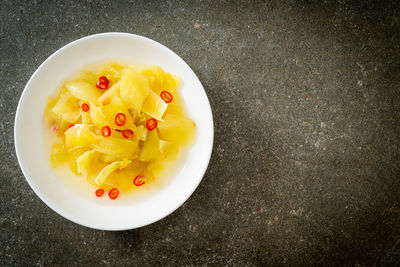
left=51, top=91, right=81, bottom=123
left=74, top=70, right=98, bottom=85
left=94, top=159, right=131, bottom=185
left=98, top=80, right=120, bottom=106
left=92, top=137, right=139, bottom=159
left=139, top=130, right=162, bottom=161
left=65, top=81, right=102, bottom=103
left=81, top=110, right=91, bottom=124
left=119, top=68, right=150, bottom=111
left=64, top=124, right=96, bottom=149
left=165, top=91, right=183, bottom=115
left=67, top=148, right=90, bottom=174
left=76, top=150, right=100, bottom=177
left=136, top=125, right=147, bottom=141
left=51, top=144, right=89, bottom=174
left=89, top=103, right=108, bottom=127
left=142, top=66, right=180, bottom=95
left=141, top=90, right=168, bottom=121
left=158, top=114, right=196, bottom=145
left=99, top=153, right=116, bottom=164
left=45, top=97, right=69, bottom=135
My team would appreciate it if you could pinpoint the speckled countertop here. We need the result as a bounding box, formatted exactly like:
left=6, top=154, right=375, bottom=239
left=1, top=1, right=399, bottom=265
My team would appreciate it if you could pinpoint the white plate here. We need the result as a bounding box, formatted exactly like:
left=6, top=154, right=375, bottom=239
left=14, top=33, right=214, bottom=230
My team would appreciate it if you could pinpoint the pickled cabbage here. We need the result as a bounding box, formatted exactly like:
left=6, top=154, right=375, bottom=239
left=45, top=62, right=196, bottom=199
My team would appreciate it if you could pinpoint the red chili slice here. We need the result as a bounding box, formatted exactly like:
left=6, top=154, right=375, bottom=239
left=96, top=81, right=107, bottom=89
left=81, top=103, right=89, bottom=112
left=133, top=175, right=146, bottom=186
left=95, top=189, right=104, bottom=197
left=115, top=112, right=126, bottom=126
left=146, top=118, right=157, bottom=131
left=160, top=91, right=173, bottom=103
left=99, top=76, right=109, bottom=84
left=122, top=129, right=134, bottom=139
left=101, top=126, right=111, bottom=137
left=68, top=124, right=75, bottom=128
left=108, top=188, right=119, bottom=200
left=96, top=76, right=109, bottom=89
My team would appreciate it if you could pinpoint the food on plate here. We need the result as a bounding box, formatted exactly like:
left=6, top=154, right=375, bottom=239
left=45, top=62, right=196, bottom=200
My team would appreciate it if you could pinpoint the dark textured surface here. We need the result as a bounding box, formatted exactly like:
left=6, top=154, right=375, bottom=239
left=1, top=0, right=400, bottom=265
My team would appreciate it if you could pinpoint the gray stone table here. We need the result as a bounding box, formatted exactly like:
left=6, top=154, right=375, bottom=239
left=1, top=1, right=399, bottom=265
